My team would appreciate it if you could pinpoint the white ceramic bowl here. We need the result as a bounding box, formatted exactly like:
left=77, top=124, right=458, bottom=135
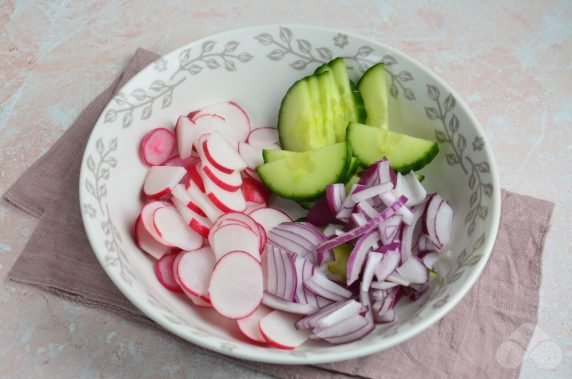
left=79, top=25, right=501, bottom=364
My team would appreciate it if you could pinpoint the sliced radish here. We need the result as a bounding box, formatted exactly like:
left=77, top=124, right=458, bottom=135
left=200, top=161, right=242, bottom=192
left=206, top=182, right=246, bottom=213
left=139, top=128, right=176, bottom=166
left=153, top=207, right=203, bottom=251
left=209, top=251, right=263, bottom=319
left=154, top=252, right=182, bottom=293
left=243, top=167, right=261, bottom=182
left=173, top=253, right=212, bottom=308
left=172, top=197, right=212, bottom=238
left=249, top=207, right=292, bottom=233
left=140, top=201, right=172, bottom=246
left=242, top=177, right=270, bottom=204
left=171, top=184, right=206, bottom=217
left=209, top=224, right=261, bottom=262
left=190, top=102, right=251, bottom=145
left=237, top=305, right=271, bottom=344
left=202, top=132, right=247, bottom=173
left=134, top=215, right=170, bottom=259
left=212, top=212, right=265, bottom=253
left=245, top=201, right=267, bottom=214
left=175, top=116, right=198, bottom=159
left=186, top=161, right=205, bottom=192
left=186, top=176, right=224, bottom=222
left=190, top=114, right=227, bottom=146
left=164, top=155, right=199, bottom=170
left=238, top=142, right=263, bottom=169
left=143, top=166, right=187, bottom=199
left=259, top=310, right=310, bottom=350
left=247, top=127, right=279, bottom=149
left=175, top=248, right=215, bottom=300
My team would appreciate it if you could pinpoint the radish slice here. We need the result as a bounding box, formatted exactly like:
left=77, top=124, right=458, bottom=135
left=186, top=176, right=224, bottom=222
left=249, top=207, right=292, bottom=233
left=175, top=248, right=215, bottom=299
left=172, top=197, right=212, bottom=238
left=175, top=116, right=197, bottom=159
left=190, top=114, right=227, bottom=146
left=242, top=177, right=270, bottom=204
left=209, top=251, right=263, bottom=319
left=206, top=182, right=246, bottom=213
left=243, top=167, right=261, bottom=182
left=143, top=166, right=187, bottom=199
left=134, top=215, right=170, bottom=259
left=202, top=132, right=247, bottom=173
left=154, top=253, right=183, bottom=293
left=140, top=201, right=172, bottom=246
left=259, top=310, right=310, bottom=350
left=139, top=128, right=176, bottom=166
left=153, top=207, right=203, bottom=251
left=190, top=102, right=251, bottom=145
left=186, top=161, right=205, bottom=192
left=171, top=184, right=206, bottom=217
left=247, top=127, right=279, bottom=149
left=173, top=253, right=212, bottom=307
left=237, top=305, right=271, bottom=344
left=245, top=201, right=267, bottom=214
left=209, top=224, right=261, bottom=262
left=238, top=142, right=263, bottom=169
left=164, top=155, right=199, bottom=170
left=200, top=161, right=242, bottom=192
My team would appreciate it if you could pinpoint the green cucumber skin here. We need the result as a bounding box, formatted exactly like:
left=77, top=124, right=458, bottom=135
left=393, top=143, right=439, bottom=173
left=358, top=63, right=389, bottom=129
left=349, top=80, right=367, bottom=123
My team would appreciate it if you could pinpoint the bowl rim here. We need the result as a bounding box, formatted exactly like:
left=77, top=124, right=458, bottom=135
left=79, top=23, right=501, bottom=364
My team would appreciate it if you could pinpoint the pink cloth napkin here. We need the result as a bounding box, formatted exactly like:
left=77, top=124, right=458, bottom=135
left=4, top=49, right=554, bottom=379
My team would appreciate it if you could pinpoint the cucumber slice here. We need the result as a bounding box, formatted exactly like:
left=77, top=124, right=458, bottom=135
left=317, top=71, right=346, bottom=143
left=347, top=123, right=439, bottom=173
left=278, top=77, right=332, bottom=152
left=344, top=174, right=360, bottom=195
left=349, top=80, right=367, bottom=124
left=328, top=58, right=365, bottom=124
left=262, top=149, right=297, bottom=163
left=358, top=63, right=389, bottom=129
left=342, top=157, right=361, bottom=183
left=256, top=142, right=351, bottom=201
left=296, top=200, right=314, bottom=210
left=327, top=244, right=353, bottom=281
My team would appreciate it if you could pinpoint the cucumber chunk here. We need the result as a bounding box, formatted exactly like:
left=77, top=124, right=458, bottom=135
left=347, top=123, right=439, bottom=173
left=358, top=63, right=389, bottom=129
left=256, top=142, right=351, bottom=201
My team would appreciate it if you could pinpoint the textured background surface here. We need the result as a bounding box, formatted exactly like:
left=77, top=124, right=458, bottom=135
left=0, top=0, right=570, bottom=377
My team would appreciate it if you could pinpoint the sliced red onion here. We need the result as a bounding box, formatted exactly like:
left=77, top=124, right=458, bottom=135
left=360, top=252, right=384, bottom=292
left=375, top=307, right=395, bottom=324
left=394, top=171, right=427, bottom=207
left=399, top=203, right=425, bottom=262
left=312, top=313, right=369, bottom=339
left=359, top=290, right=373, bottom=323
left=307, top=196, right=338, bottom=227
left=314, top=299, right=363, bottom=329
left=269, top=229, right=312, bottom=255
left=370, top=281, right=399, bottom=290
left=293, top=256, right=307, bottom=304
left=370, top=289, right=386, bottom=302
left=295, top=300, right=352, bottom=329
left=305, top=271, right=352, bottom=301
left=265, top=245, right=279, bottom=295
left=422, top=193, right=453, bottom=250
left=396, top=257, right=428, bottom=284
left=378, top=214, right=403, bottom=245
left=347, top=231, right=380, bottom=285
left=326, top=183, right=345, bottom=215
left=323, top=224, right=342, bottom=237
left=372, top=294, right=392, bottom=323
left=375, top=242, right=400, bottom=254
left=336, top=184, right=364, bottom=221
left=350, top=212, right=368, bottom=227
left=265, top=245, right=297, bottom=300
left=408, top=281, right=429, bottom=301
left=316, top=195, right=408, bottom=258
left=386, top=272, right=410, bottom=286
left=355, top=200, right=379, bottom=220
left=358, top=158, right=395, bottom=187
left=389, top=286, right=403, bottom=308
left=316, top=295, right=333, bottom=308
left=374, top=249, right=400, bottom=282
left=262, top=292, right=317, bottom=314
left=323, top=319, right=375, bottom=344
left=417, top=234, right=440, bottom=253
left=380, top=191, right=414, bottom=225
left=350, top=182, right=393, bottom=203
left=420, top=251, right=440, bottom=269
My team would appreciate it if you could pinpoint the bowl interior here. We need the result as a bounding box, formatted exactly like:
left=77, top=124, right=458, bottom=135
left=79, top=25, right=500, bottom=364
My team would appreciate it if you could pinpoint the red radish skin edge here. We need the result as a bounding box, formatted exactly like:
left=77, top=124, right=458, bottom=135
left=259, top=327, right=296, bottom=350
left=139, top=128, right=176, bottom=166
left=202, top=164, right=241, bottom=192
left=202, top=140, right=234, bottom=174
left=154, top=253, right=183, bottom=293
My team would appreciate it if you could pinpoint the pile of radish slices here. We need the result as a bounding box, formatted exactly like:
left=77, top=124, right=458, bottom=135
left=134, top=101, right=454, bottom=350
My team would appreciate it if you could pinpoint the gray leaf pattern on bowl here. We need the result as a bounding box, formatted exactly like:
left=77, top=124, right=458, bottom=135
left=254, top=26, right=416, bottom=100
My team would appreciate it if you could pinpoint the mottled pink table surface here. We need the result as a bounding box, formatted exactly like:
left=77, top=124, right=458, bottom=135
left=1, top=1, right=570, bottom=378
